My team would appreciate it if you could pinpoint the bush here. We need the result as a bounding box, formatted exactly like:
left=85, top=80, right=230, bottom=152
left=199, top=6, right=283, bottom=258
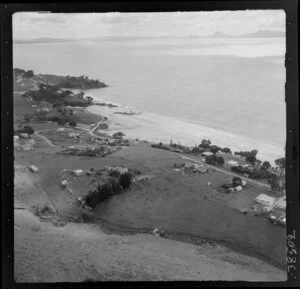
left=109, top=178, right=122, bottom=194
left=216, top=156, right=225, bottom=165
left=57, top=118, right=66, bottom=125
left=17, top=125, right=34, bottom=135
left=191, top=147, right=204, bottom=154
left=231, top=165, right=252, bottom=175
left=24, top=70, right=34, bottom=78
left=69, top=121, right=77, bottom=127
left=205, top=154, right=218, bottom=165
left=245, top=154, right=256, bottom=165
left=108, top=170, right=121, bottom=178
left=249, top=170, right=272, bottom=179
left=119, top=172, right=132, bottom=189
left=232, top=177, right=243, bottom=187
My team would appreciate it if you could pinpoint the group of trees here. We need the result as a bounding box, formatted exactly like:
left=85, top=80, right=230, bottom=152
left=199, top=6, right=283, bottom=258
left=17, top=125, right=34, bottom=135
left=189, top=140, right=229, bottom=155
left=57, top=75, right=107, bottom=89
left=14, top=68, right=35, bottom=78
left=83, top=172, right=133, bottom=209
left=23, top=84, right=93, bottom=107
left=205, top=154, right=225, bottom=166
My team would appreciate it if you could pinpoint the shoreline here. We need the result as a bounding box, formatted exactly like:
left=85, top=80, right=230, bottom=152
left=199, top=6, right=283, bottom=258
left=85, top=103, right=284, bottom=164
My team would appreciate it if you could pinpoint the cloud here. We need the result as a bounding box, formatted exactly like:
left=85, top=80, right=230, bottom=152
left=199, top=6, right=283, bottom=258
left=13, top=10, right=285, bottom=40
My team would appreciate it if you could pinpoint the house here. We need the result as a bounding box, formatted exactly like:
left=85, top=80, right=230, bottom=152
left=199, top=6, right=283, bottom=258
left=56, top=128, right=66, bottom=133
left=255, top=194, right=276, bottom=207
left=19, top=133, right=29, bottom=139
left=65, top=106, right=74, bottom=115
left=68, top=132, right=77, bottom=138
left=242, top=164, right=252, bottom=169
left=227, top=160, right=239, bottom=167
left=28, top=165, right=39, bottom=173
left=275, top=196, right=286, bottom=210
left=201, top=151, right=214, bottom=157
left=37, top=101, right=53, bottom=113
left=106, top=166, right=128, bottom=174
left=72, top=169, right=83, bottom=176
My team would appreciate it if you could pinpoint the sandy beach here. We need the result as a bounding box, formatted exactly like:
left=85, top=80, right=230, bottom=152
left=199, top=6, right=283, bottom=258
left=86, top=103, right=284, bottom=164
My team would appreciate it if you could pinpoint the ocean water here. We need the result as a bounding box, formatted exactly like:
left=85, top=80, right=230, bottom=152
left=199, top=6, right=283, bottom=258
left=13, top=37, right=286, bottom=161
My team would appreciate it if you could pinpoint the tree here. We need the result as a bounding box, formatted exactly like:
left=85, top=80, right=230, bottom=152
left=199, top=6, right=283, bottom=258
left=232, top=177, right=243, bottom=187
left=119, top=172, right=132, bottom=189
left=246, top=154, right=256, bottom=165
left=17, top=125, right=34, bottom=135
left=216, top=156, right=225, bottom=166
left=250, top=149, right=258, bottom=156
left=205, top=154, right=218, bottom=164
left=24, top=70, right=34, bottom=78
left=261, top=161, right=271, bottom=170
left=69, top=121, right=77, bottom=128
left=222, top=147, right=232, bottom=154
left=209, top=145, right=221, bottom=154
left=199, top=139, right=211, bottom=149
left=275, top=157, right=285, bottom=170
left=191, top=146, right=204, bottom=154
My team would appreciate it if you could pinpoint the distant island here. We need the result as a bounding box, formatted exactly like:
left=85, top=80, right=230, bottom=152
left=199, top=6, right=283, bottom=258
left=13, top=30, right=285, bottom=45
left=191, top=30, right=285, bottom=39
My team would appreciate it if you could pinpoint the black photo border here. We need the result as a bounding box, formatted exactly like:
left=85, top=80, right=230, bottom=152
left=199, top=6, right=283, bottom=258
left=1, top=1, right=299, bottom=288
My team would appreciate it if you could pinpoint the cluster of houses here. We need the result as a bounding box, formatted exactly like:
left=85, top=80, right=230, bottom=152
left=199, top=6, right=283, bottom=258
left=14, top=134, right=35, bottom=151
left=255, top=194, right=286, bottom=226
left=36, top=101, right=53, bottom=113
left=56, top=128, right=81, bottom=142
left=183, top=162, right=209, bottom=174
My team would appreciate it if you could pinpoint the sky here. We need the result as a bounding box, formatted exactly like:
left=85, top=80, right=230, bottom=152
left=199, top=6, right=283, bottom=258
left=13, top=10, right=285, bottom=40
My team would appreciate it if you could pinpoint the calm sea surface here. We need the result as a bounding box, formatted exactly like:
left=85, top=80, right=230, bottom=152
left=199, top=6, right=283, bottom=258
left=14, top=37, right=286, bottom=156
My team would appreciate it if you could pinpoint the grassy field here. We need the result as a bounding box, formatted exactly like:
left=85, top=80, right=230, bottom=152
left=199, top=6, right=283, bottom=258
left=13, top=91, right=286, bottom=281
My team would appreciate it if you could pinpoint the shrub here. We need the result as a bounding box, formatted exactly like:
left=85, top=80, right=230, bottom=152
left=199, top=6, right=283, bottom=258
left=69, top=121, right=77, bottom=127
left=205, top=154, right=218, bottom=165
left=24, top=70, right=34, bottom=78
left=57, top=118, right=66, bottom=125
left=119, top=172, right=132, bottom=189
left=232, top=177, right=243, bottom=187
left=231, top=165, right=252, bottom=175
left=17, top=125, right=34, bottom=135
left=268, top=174, right=282, bottom=190
left=132, top=168, right=142, bottom=175
left=108, top=170, right=121, bottom=178
left=109, top=178, right=122, bottom=194
left=191, top=147, right=204, bottom=154
left=249, top=170, right=272, bottom=179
